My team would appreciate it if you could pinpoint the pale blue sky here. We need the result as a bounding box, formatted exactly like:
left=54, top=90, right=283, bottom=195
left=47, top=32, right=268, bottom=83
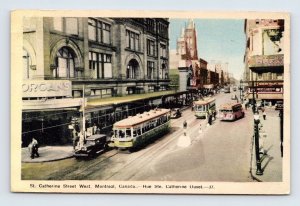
left=169, top=19, right=246, bottom=80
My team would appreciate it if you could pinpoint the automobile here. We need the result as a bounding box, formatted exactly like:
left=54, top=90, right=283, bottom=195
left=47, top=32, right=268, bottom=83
left=74, top=134, right=108, bottom=158
left=275, top=100, right=284, bottom=110
left=170, top=108, right=182, bottom=119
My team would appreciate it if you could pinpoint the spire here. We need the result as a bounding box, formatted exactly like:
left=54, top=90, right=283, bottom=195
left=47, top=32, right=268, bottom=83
left=187, top=19, right=194, bottom=29
left=181, top=28, right=185, bottom=37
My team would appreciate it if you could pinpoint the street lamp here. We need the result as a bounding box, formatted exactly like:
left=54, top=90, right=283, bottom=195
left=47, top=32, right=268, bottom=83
left=239, top=79, right=243, bottom=104
left=254, top=113, right=263, bottom=175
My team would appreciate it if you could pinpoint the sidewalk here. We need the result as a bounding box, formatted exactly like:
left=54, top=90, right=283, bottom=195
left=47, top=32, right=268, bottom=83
left=250, top=107, right=282, bottom=182
left=22, top=145, right=74, bottom=163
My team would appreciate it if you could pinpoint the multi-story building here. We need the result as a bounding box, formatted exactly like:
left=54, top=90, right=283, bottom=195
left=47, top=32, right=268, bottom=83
left=22, top=17, right=170, bottom=146
left=244, top=19, right=284, bottom=104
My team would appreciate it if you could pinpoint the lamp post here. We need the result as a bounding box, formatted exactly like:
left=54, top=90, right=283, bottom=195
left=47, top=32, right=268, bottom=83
left=279, top=109, right=283, bottom=157
left=251, top=72, right=256, bottom=114
left=239, top=79, right=243, bottom=104
left=254, top=113, right=263, bottom=175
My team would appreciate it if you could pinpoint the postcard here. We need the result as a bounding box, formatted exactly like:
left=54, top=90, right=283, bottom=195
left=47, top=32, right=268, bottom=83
left=11, top=10, right=290, bottom=194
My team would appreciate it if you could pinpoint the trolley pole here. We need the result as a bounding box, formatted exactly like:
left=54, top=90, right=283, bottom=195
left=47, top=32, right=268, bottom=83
left=82, top=84, right=86, bottom=135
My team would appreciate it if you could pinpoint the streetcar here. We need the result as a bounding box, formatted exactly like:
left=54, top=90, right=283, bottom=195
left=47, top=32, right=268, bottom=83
left=194, top=97, right=216, bottom=119
left=109, top=108, right=171, bottom=150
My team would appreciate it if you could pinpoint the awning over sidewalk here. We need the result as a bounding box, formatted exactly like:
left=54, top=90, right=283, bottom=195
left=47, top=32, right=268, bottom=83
left=86, top=90, right=177, bottom=107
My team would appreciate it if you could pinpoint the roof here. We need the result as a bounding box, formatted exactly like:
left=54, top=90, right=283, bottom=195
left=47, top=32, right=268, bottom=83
left=194, top=97, right=216, bottom=105
left=219, top=103, right=242, bottom=109
left=114, top=108, right=170, bottom=128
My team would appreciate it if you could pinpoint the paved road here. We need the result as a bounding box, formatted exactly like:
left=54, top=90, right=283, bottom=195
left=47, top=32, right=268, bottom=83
left=22, top=91, right=254, bottom=182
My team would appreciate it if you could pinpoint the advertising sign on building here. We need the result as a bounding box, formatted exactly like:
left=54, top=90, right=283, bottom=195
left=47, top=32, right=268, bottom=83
left=22, top=80, right=72, bottom=98
left=248, top=54, right=284, bottom=68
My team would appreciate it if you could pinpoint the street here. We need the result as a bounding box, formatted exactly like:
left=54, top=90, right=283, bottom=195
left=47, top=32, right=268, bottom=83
left=22, top=91, right=256, bottom=181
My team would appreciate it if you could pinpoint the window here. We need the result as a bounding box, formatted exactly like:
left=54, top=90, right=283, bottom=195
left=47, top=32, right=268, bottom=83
left=73, top=90, right=82, bottom=98
left=147, top=39, right=155, bottom=56
left=88, top=18, right=111, bottom=44
left=147, top=61, right=155, bottom=79
left=126, top=30, right=140, bottom=51
left=160, top=44, right=167, bottom=58
left=146, top=19, right=155, bottom=32
left=157, top=23, right=168, bottom=38
left=53, top=47, right=80, bottom=78
left=88, top=19, right=97, bottom=41
left=148, top=85, right=154, bottom=92
left=160, top=63, right=167, bottom=79
left=89, top=51, right=112, bottom=79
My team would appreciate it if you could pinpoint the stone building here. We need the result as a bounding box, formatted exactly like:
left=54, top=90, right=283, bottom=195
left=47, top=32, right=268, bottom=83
left=244, top=19, right=284, bottom=104
left=22, top=17, right=170, bottom=146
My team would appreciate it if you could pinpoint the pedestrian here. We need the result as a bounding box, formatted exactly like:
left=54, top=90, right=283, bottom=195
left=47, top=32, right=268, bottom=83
left=183, top=120, right=187, bottom=129
left=92, top=123, right=98, bottom=135
left=183, top=120, right=187, bottom=136
left=213, top=110, right=217, bottom=120
left=208, top=114, right=212, bottom=125
left=28, top=138, right=39, bottom=159
left=263, top=110, right=267, bottom=120
left=72, top=128, right=79, bottom=150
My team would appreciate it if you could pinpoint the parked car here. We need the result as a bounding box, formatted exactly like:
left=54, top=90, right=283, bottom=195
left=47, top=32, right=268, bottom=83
left=170, top=108, right=182, bottom=119
left=275, top=100, right=284, bottom=110
left=74, top=134, right=108, bottom=158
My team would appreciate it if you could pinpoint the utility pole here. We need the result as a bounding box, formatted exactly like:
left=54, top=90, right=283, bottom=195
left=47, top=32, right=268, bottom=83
left=82, top=84, right=86, bottom=134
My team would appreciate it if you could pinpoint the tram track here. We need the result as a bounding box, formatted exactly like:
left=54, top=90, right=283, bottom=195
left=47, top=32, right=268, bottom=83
left=103, top=109, right=199, bottom=180
left=50, top=107, right=199, bottom=180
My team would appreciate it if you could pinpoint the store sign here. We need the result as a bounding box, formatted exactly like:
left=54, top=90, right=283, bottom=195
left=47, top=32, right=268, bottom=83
left=22, top=80, right=72, bottom=98
left=248, top=87, right=283, bottom=94
left=248, top=54, right=284, bottom=67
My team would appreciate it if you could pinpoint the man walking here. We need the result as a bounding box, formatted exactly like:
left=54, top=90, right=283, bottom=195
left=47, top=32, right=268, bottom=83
left=263, top=110, right=267, bottom=120
left=183, top=120, right=187, bottom=136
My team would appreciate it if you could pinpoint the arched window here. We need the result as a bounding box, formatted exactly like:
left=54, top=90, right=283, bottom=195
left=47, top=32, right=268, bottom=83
left=161, top=63, right=167, bottom=79
left=53, top=47, right=75, bottom=78
left=23, top=49, right=32, bottom=79
left=126, top=59, right=140, bottom=79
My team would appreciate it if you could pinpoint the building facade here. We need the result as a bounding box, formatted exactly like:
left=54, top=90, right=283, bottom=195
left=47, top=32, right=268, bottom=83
left=22, top=17, right=170, bottom=146
left=244, top=19, right=284, bottom=104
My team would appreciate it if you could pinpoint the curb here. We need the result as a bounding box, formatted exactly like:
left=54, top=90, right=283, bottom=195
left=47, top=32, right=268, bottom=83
left=22, top=154, right=74, bottom=163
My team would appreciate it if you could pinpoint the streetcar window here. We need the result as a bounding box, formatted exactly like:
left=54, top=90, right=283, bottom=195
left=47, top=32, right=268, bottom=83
left=126, top=129, right=131, bottom=137
left=133, top=130, right=137, bottom=137
left=119, top=130, right=125, bottom=138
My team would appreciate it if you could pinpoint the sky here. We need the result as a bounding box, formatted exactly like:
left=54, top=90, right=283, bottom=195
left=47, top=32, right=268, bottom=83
left=169, top=19, right=246, bottom=80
